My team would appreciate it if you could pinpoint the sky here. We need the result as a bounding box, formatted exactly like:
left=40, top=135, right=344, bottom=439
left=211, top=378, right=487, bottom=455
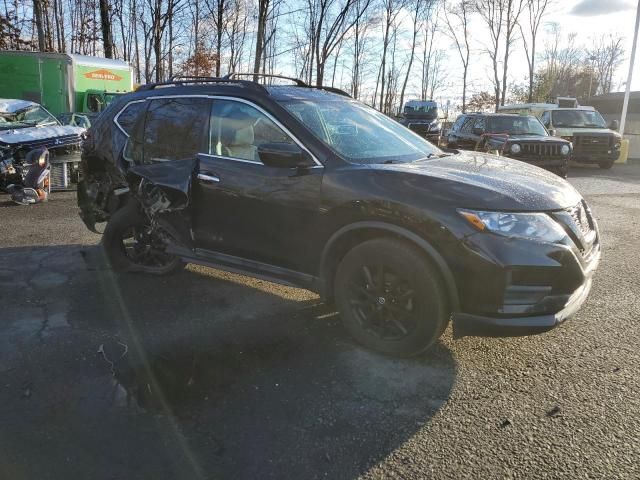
left=396, top=0, right=640, bottom=111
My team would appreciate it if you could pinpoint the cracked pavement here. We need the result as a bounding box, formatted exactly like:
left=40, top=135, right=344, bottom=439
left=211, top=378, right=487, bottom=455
left=0, top=164, right=639, bottom=479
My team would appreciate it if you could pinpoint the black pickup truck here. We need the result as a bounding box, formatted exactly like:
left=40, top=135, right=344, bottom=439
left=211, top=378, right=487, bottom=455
left=447, top=113, right=572, bottom=177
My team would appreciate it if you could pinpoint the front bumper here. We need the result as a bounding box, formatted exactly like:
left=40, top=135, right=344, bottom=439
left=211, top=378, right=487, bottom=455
left=452, top=250, right=598, bottom=337
left=507, top=155, right=568, bottom=168
left=447, top=210, right=601, bottom=338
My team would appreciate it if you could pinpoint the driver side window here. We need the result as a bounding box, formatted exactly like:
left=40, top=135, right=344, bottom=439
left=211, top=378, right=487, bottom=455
left=209, top=100, right=295, bottom=163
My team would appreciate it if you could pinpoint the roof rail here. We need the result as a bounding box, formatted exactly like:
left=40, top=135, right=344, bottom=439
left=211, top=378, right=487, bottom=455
left=312, top=85, right=351, bottom=97
left=226, top=72, right=352, bottom=98
left=224, top=72, right=309, bottom=87
left=137, top=73, right=353, bottom=99
left=136, top=76, right=268, bottom=93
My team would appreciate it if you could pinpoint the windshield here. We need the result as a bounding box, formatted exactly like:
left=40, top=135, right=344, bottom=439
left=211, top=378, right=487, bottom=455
left=280, top=99, right=440, bottom=164
left=487, top=116, right=548, bottom=136
left=552, top=109, right=607, bottom=128
left=403, top=103, right=438, bottom=118
left=0, top=105, right=59, bottom=129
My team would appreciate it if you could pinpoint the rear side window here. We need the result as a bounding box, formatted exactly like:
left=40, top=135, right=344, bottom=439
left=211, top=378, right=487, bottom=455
left=473, top=117, right=486, bottom=131
left=460, top=117, right=475, bottom=133
left=115, top=101, right=146, bottom=136
left=143, top=98, right=210, bottom=162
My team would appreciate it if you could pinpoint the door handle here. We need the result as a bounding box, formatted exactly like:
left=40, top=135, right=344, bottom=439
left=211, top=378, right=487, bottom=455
left=197, top=173, right=220, bottom=183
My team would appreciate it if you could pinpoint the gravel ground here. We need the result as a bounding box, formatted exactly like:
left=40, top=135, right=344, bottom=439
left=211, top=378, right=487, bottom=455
left=0, top=164, right=638, bottom=479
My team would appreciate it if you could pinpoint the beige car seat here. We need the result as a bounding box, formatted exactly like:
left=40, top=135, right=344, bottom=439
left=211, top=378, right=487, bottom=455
left=226, top=123, right=257, bottom=161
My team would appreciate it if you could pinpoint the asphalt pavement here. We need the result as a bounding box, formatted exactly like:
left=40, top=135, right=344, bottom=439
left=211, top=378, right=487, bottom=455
left=0, top=164, right=639, bottom=479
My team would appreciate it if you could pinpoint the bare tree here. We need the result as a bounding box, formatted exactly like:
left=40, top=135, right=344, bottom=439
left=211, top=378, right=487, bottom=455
left=444, top=0, right=472, bottom=112
left=99, top=0, right=114, bottom=57
left=379, top=0, right=406, bottom=110
left=349, top=0, right=376, bottom=99
left=32, top=0, right=45, bottom=50
left=253, top=0, right=271, bottom=79
left=500, top=0, right=526, bottom=105
left=476, top=0, right=504, bottom=111
left=312, top=0, right=371, bottom=86
left=398, top=0, right=432, bottom=112
left=588, top=34, right=625, bottom=95
left=519, top=0, right=551, bottom=102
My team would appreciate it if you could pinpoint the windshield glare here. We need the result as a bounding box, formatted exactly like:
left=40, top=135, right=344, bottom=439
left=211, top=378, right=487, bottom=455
left=404, top=103, right=438, bottom=117
left=552, top=110, right=607, bottom=128
left=0, top=105, right=58, bottom=129
left=488, top=116, right=548, bottom=136
left=280, top=99, right=440, bottom=164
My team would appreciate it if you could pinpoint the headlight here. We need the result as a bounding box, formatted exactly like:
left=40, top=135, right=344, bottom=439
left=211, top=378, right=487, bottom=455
left=510, top=143, right=521, bottom=154
left=561, top=144, right=570, bottom=155
left=430, top=121, right=441, bottom=132
left=458, top=210, right=567, bottom=243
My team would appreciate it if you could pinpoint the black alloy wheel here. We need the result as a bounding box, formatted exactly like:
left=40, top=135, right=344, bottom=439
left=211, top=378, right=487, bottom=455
left=335, top=237, right=449, bottom=356
left=103, top=202, right=183, bottom=275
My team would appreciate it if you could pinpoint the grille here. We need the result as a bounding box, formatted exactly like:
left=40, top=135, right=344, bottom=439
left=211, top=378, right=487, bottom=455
left=573, top=135, right=612, bottom=155
left=50, top=162, right=71, bottom=190
left=519, top=142, right=564, bottom=158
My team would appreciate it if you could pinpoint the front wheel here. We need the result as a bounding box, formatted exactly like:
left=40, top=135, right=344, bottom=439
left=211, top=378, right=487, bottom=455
left=102, top=203, right=183, bottom=275
left=334, top=238, right=449, bottom=357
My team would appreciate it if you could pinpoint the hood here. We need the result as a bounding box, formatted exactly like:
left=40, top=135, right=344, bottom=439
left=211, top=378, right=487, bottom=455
left=554, top=127, right=618, bottom=137
left=0, top=125, right=85, bottom=145
left=376, top=151, right=582, bottom=211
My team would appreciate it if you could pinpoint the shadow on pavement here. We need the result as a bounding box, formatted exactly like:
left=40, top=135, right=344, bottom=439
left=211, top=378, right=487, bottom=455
left=0, top=244, right=456, bottom=480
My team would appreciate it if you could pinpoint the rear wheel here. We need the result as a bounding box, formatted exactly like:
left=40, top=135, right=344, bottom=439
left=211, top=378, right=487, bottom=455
left=102, top=203, right=183, bottom=275
left=334, top=238, right=449, bottom=357
left=598, top=159, right=615, bottom=169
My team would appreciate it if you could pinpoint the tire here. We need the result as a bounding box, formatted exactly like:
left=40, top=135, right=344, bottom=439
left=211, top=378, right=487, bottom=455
left=553, top=165, right=569, bottom=179
left=598, top=159, right=615, bottom=169
left=102, top=202, right=184, bottom=275
left=334, top=237, right=449, bottom=357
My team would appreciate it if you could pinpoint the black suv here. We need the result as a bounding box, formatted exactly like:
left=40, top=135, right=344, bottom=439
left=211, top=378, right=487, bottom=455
left=78, top=76, right=600, bottom=357
left=447, top=113, right=572, bottom=177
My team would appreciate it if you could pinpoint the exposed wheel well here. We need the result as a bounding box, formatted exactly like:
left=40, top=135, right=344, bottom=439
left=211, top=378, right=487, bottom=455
left=319, top=222, right=460, bottom=311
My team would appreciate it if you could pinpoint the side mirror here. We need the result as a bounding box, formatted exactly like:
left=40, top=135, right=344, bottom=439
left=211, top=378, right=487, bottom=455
left=472, top=127, right=484, bottom=136
left=609, top=119, right=619, bottom=131
left=258, top=142, right=310, bottom=168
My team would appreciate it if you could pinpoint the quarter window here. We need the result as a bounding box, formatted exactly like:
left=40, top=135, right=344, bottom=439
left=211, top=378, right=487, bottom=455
left=209, top=99, right=295, bottom=163
left=473, top=117, right=486, bottom=132
left=143, top=98, right=210, bottom=163
left=116, top=101, right=146, bottom=136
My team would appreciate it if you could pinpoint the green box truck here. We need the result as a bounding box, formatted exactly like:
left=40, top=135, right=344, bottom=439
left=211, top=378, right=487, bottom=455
left=0, top=51, right=133, bottom=116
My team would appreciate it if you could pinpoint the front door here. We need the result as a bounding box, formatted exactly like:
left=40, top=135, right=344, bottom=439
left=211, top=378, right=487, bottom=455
left=192, top=98, right=323, bottom=274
